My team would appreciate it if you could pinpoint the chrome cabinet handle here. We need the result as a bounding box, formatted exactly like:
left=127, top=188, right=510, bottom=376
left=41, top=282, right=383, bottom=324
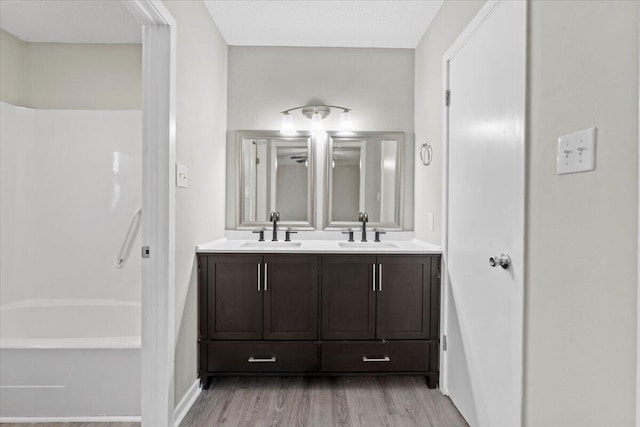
left=257, top=264, right=261, bottom=291
left=264, top=263, right=268, bottom=291
left=489, top=253, right=511, bottom=269
left=378, top=264, right=382, bottom=292
left=248, top=356, right=276, bottom=363
left=372, top=264, right=376, bottom=291
left=362, top=356, right=390, bottom=362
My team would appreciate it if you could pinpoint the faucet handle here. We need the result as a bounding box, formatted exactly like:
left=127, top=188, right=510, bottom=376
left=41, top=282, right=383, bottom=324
left=285, top=229, right=297, bottom=242
left=374, top=229, right=386, bottom=242
left=252, top=229, right=265, bottom=242
left=342, top=229, right=355, bottom=242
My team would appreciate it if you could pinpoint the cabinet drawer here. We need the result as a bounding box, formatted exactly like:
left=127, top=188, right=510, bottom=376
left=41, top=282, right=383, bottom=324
left=321, top=341, right=429, bottom=372
left=207, top=341, right=318, bottom=372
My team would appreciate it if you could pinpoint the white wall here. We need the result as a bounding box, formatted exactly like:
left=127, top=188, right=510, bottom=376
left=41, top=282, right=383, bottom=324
left=161, top=0, right=228, bottom=407
left=226, top=46, right=415, bottom=230
left=413, top=1, right=485, bottom=244
left=0, top=30, right=26, bottom=106
left=0, top=102, right=142, bottom=306
left=0, top=29, right=141, bottom=110
left=524, top=1, right=638, bottom=425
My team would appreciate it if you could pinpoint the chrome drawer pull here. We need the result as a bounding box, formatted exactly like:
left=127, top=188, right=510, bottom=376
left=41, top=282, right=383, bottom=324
left=248, top=356, right=276, bottom=363
left=362, top=356, right=390, bottom=362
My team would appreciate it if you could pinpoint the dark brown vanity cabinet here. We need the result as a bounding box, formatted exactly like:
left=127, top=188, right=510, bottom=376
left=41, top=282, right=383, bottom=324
left=198, top=252, right=441, bottom=389
left=320, top=255, right=440, bottom=388
left=200, top=254, right=319, bottom=341
left=321, top=256, right=377, bottom=340
left=321, top=255, right=436, bottom=340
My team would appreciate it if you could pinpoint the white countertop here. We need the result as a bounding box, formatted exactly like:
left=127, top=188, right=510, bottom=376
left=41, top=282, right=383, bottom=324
left=196, top=238, right=441, bottom=255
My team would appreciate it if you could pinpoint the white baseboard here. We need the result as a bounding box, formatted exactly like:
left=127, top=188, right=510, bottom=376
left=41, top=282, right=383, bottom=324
left=0, top=416, right=141, bottom=423
left=174, top=379, right=202, bottom=427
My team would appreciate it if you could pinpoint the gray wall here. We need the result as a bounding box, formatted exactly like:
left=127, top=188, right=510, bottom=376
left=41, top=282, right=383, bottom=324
left=524, top=1, right=638, bottom=425
left=0, top=30, right=25, bottom=106
left=414, top=0, right=638, bottom=425
left=163, top=0, right=228, bottom=408
left=0, top=29, right=141, bottom=109
left=276, top=165, right=308, bottom=221
left=413, top=1, right=485, bottom=244
left=226, top=46, right=415, bottom=230
left=333, top=165, right=359, bottom=221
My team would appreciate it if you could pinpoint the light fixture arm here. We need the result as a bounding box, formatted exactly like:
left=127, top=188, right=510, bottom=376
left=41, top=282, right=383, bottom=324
left=280, top=105, right=351, bottom=115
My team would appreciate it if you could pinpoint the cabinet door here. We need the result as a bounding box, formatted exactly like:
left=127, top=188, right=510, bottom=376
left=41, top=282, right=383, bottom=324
left=207, top=255, right=263, bottom=340
left=263, top=255, right=319, bottom=340
left=321, top=256, right=376, bottom=340
left=376, top=256, right=431, bottom=340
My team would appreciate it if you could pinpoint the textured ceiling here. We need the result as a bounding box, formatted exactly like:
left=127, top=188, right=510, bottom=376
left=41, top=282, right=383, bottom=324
left=0, top=0, right=141, bottom=44
left=204, top=0, right=443, bottom=48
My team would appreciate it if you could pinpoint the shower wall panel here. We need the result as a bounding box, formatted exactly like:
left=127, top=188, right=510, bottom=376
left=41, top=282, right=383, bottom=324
left=0, top=102, right=142, bottom=306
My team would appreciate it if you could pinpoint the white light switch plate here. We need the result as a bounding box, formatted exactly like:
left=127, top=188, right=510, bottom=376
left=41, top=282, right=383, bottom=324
left=557, top=127, right=596, bottom=175
left=176, top=163, right=188, bottom=188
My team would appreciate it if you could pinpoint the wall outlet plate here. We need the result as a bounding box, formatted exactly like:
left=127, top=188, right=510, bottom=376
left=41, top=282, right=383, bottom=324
left=176, top=162, right=188, bottom=188
left=557, top=127, right=596, bottom=175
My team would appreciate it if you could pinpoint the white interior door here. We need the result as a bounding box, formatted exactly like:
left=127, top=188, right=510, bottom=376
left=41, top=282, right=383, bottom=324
left=443, top=1, right=526, bottom=426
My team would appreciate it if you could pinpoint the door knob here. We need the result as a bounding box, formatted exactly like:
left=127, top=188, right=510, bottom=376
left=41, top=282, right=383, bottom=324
left=489, top=253, right=511, bottom=269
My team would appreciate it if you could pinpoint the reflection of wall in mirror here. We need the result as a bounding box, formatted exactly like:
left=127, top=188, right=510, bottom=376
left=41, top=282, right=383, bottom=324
left=275, top=165, right=307, bottom=221
left=242, top=140, right=256, bottom=222
left=365, top=142, right=381, bottom=223
left=380, top=140, right=397, bottom=223
left=333, top=165, right=359, bottom=221
left=256, top=141, right=268, bottom=221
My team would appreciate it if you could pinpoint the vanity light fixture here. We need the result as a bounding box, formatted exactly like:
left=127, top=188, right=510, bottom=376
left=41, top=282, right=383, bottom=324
left=280, top=112, right=297, bottom=136
left=280, top=104, right=353, bottom=135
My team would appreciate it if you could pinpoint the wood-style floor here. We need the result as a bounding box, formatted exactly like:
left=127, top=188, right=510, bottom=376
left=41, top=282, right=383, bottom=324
left=1, top=376, right=467, bottom=427
left=182, top=376, right=467, bottom=427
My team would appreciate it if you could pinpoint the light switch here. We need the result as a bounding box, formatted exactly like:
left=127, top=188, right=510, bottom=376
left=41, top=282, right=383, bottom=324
left=557, top=127, right=596, bottom=175
left=176, top=163, right=188, bottom=188
left=427, top=212, right=434, bottom=231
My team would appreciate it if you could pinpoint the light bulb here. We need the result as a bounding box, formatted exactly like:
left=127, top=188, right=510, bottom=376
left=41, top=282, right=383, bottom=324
left=339, top=110, right=353, bottom=132
left=280, top=113, right=297, bottom=135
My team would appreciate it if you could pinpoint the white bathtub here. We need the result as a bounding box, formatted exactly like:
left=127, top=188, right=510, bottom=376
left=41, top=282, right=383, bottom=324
left=0, top=300, right=141, bottom=422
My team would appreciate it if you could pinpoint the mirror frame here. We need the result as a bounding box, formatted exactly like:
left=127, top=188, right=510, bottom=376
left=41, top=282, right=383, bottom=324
left=235, top=130, right=316, bottom=230
left=324, top=131, right=405, bottom=230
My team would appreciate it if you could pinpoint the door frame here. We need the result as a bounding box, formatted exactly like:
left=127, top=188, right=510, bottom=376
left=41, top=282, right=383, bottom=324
left=120, top=1, right=176, bottom=426
left=637, top=8, right=640, bottom=426
left=440, top=1, right=527, bottom=419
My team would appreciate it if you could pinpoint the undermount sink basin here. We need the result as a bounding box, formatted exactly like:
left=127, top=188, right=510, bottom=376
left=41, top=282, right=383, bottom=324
left=338, top=242, right=399, bottom=249
left=241, top=241, right=302, bottom=249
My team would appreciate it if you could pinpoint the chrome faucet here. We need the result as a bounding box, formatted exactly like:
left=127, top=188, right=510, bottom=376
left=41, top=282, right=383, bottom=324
left=358, top=212, right=369, bottom=242
left=270, top=211, right=280, bottom=241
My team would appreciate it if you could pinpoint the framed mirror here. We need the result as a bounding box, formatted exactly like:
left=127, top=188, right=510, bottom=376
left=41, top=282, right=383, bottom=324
left=325, top=132, right=404, bottom=229
left=236, top=131, right=315, bottom=229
